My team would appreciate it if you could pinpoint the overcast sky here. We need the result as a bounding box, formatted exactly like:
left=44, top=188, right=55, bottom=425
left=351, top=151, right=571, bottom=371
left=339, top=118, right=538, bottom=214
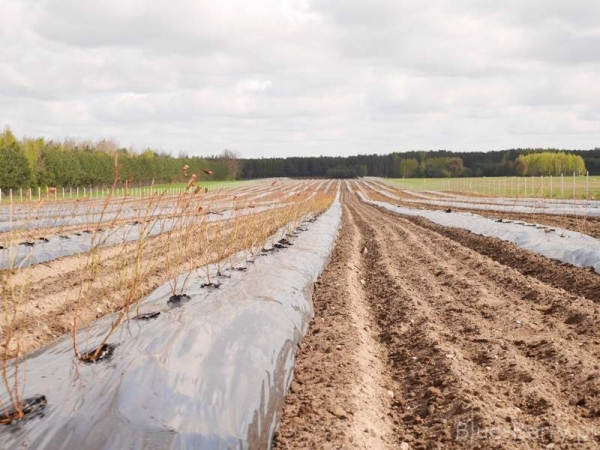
left=2, top=0, right=599, bottom=158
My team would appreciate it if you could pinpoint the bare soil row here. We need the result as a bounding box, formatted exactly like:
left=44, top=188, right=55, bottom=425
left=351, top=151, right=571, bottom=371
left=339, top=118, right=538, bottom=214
left=362, top=180, right=600, bottom=239
left=275, top=190, right=600, bottom=449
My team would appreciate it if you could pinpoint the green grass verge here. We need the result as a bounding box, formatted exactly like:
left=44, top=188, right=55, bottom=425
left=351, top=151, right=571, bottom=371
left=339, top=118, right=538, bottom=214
left=0, top=179, right=263, bottom=203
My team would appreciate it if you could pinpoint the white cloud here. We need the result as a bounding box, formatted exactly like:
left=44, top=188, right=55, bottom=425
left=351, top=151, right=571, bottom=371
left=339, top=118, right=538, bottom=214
left=1, top=0, right=599, bottom=157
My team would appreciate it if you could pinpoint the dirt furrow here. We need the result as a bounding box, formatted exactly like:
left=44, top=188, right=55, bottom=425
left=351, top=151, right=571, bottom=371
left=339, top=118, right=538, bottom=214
left=278, top=189, right=600, bottom=449
left=366, top=181, right=600, bottom=239
left=348, top=194, right=600, bottom=447
left=274, top=200, right=398, bottom=449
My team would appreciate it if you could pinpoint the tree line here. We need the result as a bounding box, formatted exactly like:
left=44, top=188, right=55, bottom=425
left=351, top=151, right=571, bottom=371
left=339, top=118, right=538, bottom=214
left=241, top=148, right=598, bottom=179
left=0, top=129, right=234, bottom=190
left=2, top=127, right=598, bottom=189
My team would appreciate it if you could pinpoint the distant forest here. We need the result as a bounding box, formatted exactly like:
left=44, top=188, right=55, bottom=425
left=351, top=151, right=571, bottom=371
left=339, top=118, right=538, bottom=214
left=241, top=148, right=599, bottom=179
left=1, top=127, right=599, bottom=189
left=0, top=129, right=236, bottom=190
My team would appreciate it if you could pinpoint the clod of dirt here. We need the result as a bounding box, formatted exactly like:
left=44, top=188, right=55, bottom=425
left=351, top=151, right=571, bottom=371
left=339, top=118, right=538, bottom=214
left=328, top=406, right=348, bottom=419
left=274, top=243, right=287, bottom=249
left=132, top=311, right=161, bottom=320
left=0, top=395, right=47, bottom=425
left=167, top=294, right=191, bottom=304
left=38, top=237, right=49, bottom=243
left=444, top=208, right=452, bottom=213
left=0, top=245, right=5, bottom=250
left=80, top=343, right=117, bottom=364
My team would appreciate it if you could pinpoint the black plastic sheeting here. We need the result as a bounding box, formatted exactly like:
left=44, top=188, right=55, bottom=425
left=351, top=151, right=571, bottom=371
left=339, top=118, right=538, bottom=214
left=0, top=191, right=321, bottom=270
left=0, top=194, right=341, bottom=449
left=0, top=180, right=322, bottom=233
left=0, top=203, right=281, bottom=270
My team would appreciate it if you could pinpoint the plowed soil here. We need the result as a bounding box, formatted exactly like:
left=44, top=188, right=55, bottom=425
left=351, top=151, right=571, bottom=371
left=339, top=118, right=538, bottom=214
left=366, top=180, right=600, bottom=239
left=275, top=190, right=600, bottom=449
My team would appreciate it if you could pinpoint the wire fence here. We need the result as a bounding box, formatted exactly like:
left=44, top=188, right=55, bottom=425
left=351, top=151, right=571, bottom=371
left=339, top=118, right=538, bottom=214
left=389, top=172, right=600, bottom=199
left=0, top=180, right=256, bottom=204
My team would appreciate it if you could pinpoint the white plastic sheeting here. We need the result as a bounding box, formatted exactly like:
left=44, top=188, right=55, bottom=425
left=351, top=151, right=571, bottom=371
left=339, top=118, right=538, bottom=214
left=358, top=192, right=600, bottom=274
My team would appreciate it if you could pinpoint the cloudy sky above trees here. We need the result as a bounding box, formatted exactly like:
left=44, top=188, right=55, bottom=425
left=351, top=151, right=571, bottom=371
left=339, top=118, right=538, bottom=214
left=2, top=0, right=599, bottom=157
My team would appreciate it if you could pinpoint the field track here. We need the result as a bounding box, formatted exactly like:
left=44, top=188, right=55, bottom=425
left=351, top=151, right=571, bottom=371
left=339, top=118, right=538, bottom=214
left=275, top=189, right=600, bottom=449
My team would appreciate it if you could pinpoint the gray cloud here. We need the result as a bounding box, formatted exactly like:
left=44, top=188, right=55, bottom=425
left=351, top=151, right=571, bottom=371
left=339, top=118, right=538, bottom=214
left=1, top=0, right=599, bottom=157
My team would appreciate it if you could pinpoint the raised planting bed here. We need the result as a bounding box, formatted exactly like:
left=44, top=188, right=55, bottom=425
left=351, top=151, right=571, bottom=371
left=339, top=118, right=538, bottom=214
left=357, top=191, right=600, bottom=274
left=0, top=194, right=341, bottom=449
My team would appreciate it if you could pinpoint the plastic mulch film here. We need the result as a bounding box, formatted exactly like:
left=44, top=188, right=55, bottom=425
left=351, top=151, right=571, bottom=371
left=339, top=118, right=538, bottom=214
left=0, top=194, right=341, bottom=450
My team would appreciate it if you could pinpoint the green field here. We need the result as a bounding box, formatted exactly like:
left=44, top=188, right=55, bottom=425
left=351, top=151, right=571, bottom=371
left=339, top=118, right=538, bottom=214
left=0, top=179, right=261, bottom=203
left=383, top=175, right=600, bottom=200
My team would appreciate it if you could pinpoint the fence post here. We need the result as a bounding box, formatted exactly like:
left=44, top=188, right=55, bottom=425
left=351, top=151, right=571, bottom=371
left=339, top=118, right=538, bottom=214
left=10, top=189, right=13, bottom=204
left=20, top=188, right=23, bottom=202
left=29, top=188, right=32, bottom=201
left=530, top=175, right=533, bottom=196
left=38, top=186, right=41, bottom=200
left=550, top=175, right=553, bottom=198
left=0, top=188, right=2, bottom=203
left=561, top=173, right=564, bottom=198
left=573, top=172, right=576, bottom=199
left=586, top=171, right=589, bottom=199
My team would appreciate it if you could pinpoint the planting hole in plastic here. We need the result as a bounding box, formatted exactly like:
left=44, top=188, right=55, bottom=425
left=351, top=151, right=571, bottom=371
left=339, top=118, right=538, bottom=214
left=0, top=395, right=47, bottom=425
left=19, top=241, right=35, bottom=247
left=132, top=311, right=161, bottom=320
left=167, top=294, right=191, bottom=304
left=79, top=343, right=117, bottom=364
left=200, top=282, right=221, bottom=289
